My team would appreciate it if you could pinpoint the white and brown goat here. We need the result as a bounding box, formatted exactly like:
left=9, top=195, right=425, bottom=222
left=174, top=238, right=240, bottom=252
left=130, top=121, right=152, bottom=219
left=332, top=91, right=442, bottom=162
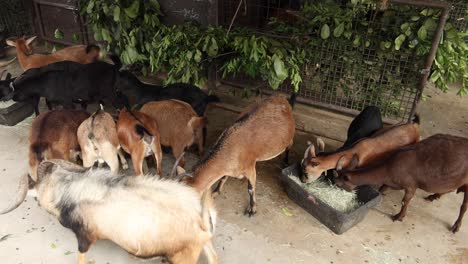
left=77, top=107, right=127, bottom=174
left=6, top=36, right=100, bottom=71
left=0, top=159, right=218, bottom=264
left=140, top=99, right=207, bottom=167
left=28, top=109, right=90, bottom=183
left=117, top=108, right=162, bottom=176
left=186, top=94, right=295, bottom=216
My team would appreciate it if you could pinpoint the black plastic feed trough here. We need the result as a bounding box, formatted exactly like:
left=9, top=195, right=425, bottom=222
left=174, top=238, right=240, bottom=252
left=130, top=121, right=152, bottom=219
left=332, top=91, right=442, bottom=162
left=0, top=102, right=34, bottom=126
left=280, top=163, right=382, bottom=235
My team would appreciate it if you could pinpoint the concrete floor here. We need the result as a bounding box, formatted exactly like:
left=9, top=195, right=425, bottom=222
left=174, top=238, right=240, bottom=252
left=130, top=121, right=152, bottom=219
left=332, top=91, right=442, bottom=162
left=0, top=53, right=467, bottom=264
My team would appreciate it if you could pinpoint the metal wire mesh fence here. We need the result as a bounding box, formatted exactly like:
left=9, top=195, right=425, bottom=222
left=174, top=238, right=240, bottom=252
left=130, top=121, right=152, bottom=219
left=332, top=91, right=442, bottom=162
left=217, top=0, right=449, bottom=122
left=448, top=1, right=467, bottom=32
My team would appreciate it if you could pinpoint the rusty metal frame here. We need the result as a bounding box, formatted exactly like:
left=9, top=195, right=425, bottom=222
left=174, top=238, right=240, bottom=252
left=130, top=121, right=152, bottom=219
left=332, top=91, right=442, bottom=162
left=33, top=0, right=90, bottom=46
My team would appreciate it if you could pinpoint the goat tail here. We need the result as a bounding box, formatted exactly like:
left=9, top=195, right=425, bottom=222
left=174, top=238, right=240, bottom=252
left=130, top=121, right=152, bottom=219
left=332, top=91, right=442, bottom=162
left=288, top=91, right=297, bottom=108
left=201, top=190, right=217, bottom=235
left=135, top=124, right=153, bottom=144
left=412, top=113, right=420, bottom=124
left=31, top=142, right=49, bottom=163
left=108, top=54, right=122, bottom=69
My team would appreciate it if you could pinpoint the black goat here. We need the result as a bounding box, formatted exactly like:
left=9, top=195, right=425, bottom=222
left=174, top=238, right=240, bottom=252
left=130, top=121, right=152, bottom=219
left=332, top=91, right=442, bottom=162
left=118, top=71, right=219, bottom=117
left=0, top=59, right=128, bottom=115
left=339, top=106, right=383, bottom=151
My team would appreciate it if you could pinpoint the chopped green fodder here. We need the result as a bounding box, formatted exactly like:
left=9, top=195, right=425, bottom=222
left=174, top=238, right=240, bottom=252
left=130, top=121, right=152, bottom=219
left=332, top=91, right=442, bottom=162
left=0, top=100, right=16, bottom=109
left=289, top=174, right=361, bottom=213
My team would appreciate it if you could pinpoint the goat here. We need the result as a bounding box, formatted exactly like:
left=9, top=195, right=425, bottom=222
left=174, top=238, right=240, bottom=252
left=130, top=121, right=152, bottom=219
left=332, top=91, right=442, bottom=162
left=117, top=108, right=162, bottom=176
left=340, top=106, right=383, bottom=150
left=0, top=159, right=218, bottom=264
left=140, top=100, right=207, bottom=168
left=28, top=109, right=90, bottom=183
left=0, top=59, right=128, bottom=115
left=6, top=36, right=100, bottom=71
left=185, top=94, right=295, bottom=216
left=77, top=106, right=127, bottom=174
left=118, top=71, right=219, bottom=116
left=301, top=114, right=420, bottom=184
left=334, top=134, right=468, bottom=233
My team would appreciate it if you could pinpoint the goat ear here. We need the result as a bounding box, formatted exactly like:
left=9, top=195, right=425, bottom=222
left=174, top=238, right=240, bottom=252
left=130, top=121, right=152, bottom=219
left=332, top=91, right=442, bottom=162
left=5, top=73, right=12, bottom=80
left=335, top=155, right=346, bottom=171
left=6, top=39, right=16, bottom=47
left=348, top=154, right=359, bottom=170
left=316, top=138, right=325, bottom=153
left=304, top=144, right=316, bottom=159
left=26, top=36, right=37, bottom=46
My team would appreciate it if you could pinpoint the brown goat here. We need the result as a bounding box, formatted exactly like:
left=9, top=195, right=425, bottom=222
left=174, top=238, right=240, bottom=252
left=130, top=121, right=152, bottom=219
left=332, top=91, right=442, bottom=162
left=140, top=100, right=206, bottom=167
left=186, top=94, right=295, bottom=216
left=117, top=108, right=162, bottom=176
left=301, top=115, right=420, bottom=183
left=29, top=109, right=90, bottom=183
left=77, top=107, right=127, bottom=174
left=6, top=37, right=100, bottom=71
left=335, top=134, right=468, bottom=233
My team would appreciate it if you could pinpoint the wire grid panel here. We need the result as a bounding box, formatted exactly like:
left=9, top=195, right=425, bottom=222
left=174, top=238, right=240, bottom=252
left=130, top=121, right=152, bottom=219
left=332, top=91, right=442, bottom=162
left=217, top=1, right=439, bottom=122
left=0, top=0, right=32, bottom=36
left=449, top=1, right=467, bottom=32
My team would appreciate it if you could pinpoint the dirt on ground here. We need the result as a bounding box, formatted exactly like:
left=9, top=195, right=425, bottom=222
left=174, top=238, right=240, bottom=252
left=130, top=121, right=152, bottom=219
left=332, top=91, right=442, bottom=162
left=0, top=50, right=467, bottom=264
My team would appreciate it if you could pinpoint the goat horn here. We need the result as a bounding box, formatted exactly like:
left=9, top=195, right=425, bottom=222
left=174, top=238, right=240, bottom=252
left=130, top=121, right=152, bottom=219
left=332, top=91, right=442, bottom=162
left=0, top=69, right=6, bottom=80
left=0, top=173, right=28, bottom=214
left=0, top=57, right=17, bottom=68
left=170, top=152, right=185, bottom=178
left=174, top=172, right=193, bottom=182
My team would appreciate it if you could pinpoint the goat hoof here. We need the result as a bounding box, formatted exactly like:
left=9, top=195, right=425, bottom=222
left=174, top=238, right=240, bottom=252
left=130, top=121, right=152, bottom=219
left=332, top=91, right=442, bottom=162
left=450, top=222, right=460, bottom=233
left=244, top=207, right=257, bottom=217
left=391, top=214, right=404, bottom=222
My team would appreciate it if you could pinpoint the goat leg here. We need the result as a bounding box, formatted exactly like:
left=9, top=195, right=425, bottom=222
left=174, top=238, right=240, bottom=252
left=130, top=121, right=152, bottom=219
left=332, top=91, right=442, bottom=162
left=244, top=168, right=257, bottom=217
left=117, top=149, right=128, bottom=170
left=451, top=185, right=467, bottom=233
left=212, top=176, right=228, bottom=197
left=392, top=188, right=415, bottom=222
left=424, top=192, right=450, bottom=202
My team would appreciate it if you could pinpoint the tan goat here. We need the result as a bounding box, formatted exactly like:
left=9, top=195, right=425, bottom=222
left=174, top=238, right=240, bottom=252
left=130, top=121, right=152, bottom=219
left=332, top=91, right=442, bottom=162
left=140, top=100, right=206, bottom=168
left=117, top=108, right=162, bottom=176
left=28, top=109, right=90, bottom=183
left=186, top=94, right=295, bottom=216
left=77, top=107, right=127, bottom=174
left=6, top=36, right=100, bottom=71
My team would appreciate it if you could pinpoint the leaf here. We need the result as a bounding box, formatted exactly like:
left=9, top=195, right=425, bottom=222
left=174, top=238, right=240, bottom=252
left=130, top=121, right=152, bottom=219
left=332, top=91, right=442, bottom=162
left=273, top=56, right=288, bottom=80
left=418, top=26, right=427, bottom=40
left=0, top=234, right=12, bottom=242
left=394, top=34, right=406, bottom=50
left=54, top=29, right=64, bottom=40
left=352, top=35, right=361, bottom=47
left=101, top=28, right=112, bottom=43
left=64, top=251, right=73, bottom=255
left=113, top=6, right=120, bottom=22
left=194, top=50, right=202, bottom=63
left=124, top=1, right=140, bottom=19
left=282, top=207, right=294, bottom=217
left=411, top=16, right=420, bottom=21
left=50, top=243, right=57, bottom=249
left=333, top=23, right=344, bottom=38
left=207, top=38, right=218, bottom=57
left=320, top=24, right=330, bottom=40
left=86, top=1, right=94, bottom=14
left=72, top=34, right=80, bottom=43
